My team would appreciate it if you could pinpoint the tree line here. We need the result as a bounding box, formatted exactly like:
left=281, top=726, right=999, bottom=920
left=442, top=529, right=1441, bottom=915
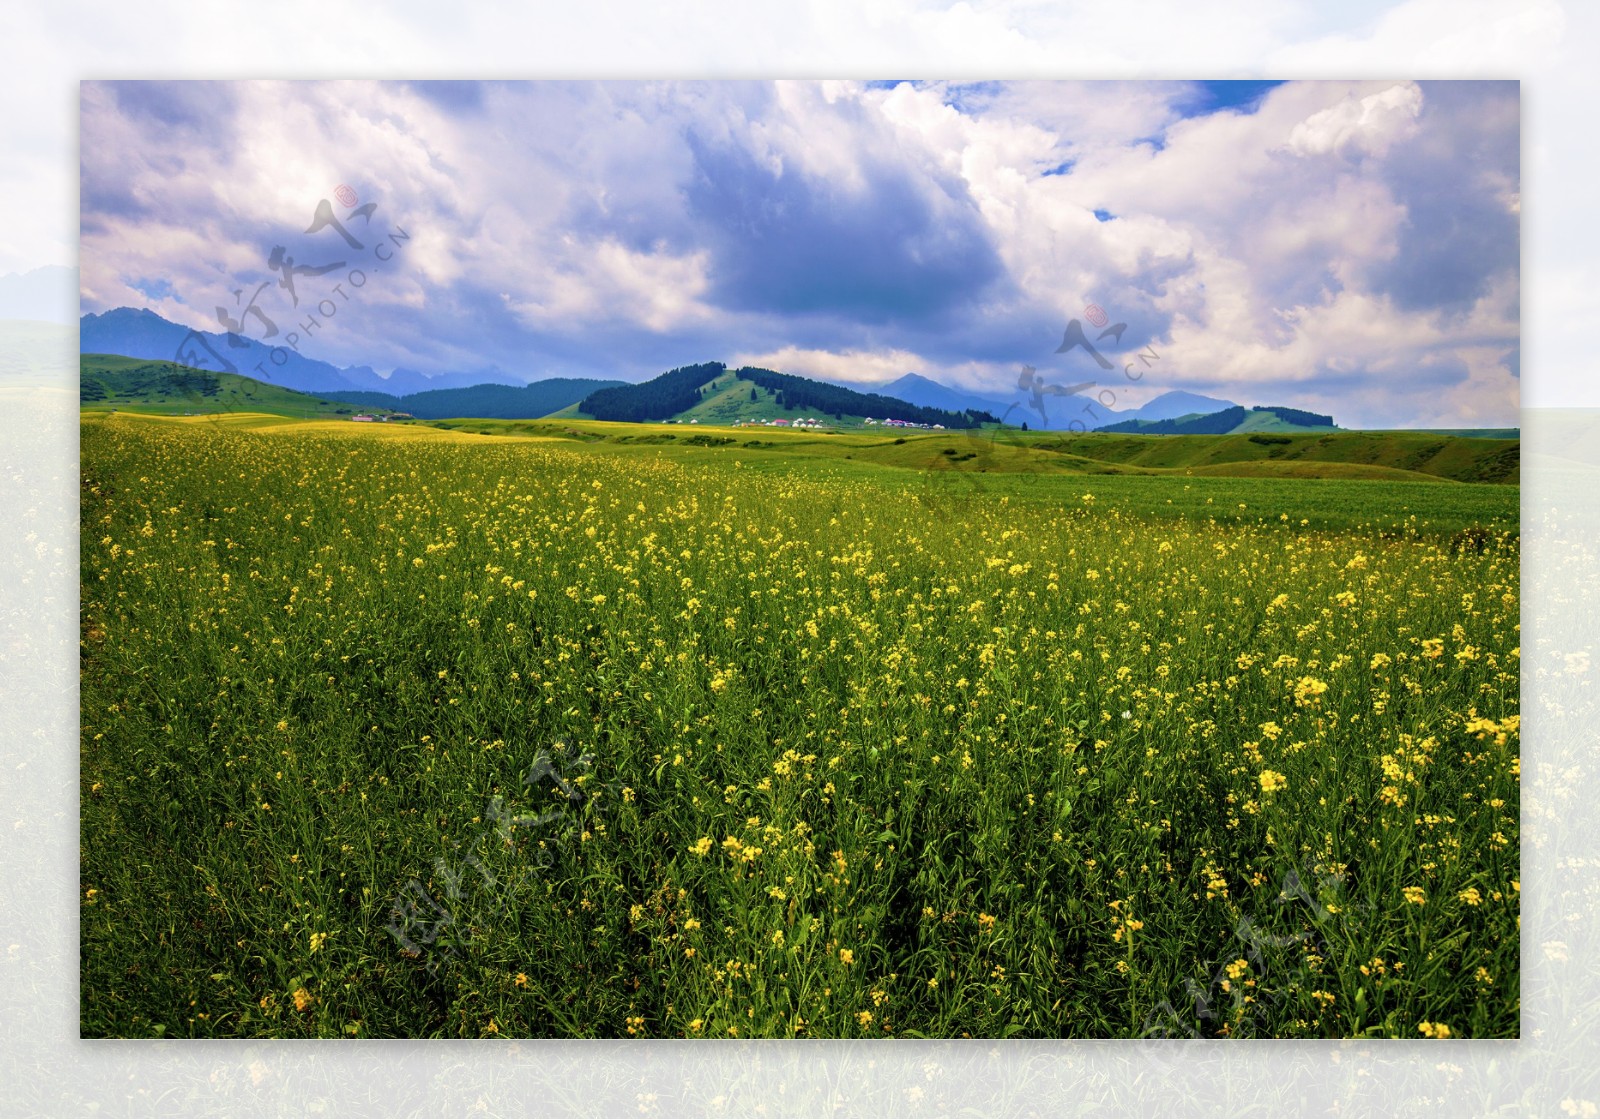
left=580, top=362, right=728, bottom=423
left=734, top=366, right=996, bottom=428
left=1251, top=405, right=1334, bottom=428
left=322, top=378, right=624, bottom=420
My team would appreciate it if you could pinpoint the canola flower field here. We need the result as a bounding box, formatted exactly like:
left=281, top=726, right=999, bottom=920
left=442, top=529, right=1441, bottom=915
left=80, top=415, right=1520, bottom=1039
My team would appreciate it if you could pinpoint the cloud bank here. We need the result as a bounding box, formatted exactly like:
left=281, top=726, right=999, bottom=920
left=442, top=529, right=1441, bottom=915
left=79, top=78, right=1518, bottom=427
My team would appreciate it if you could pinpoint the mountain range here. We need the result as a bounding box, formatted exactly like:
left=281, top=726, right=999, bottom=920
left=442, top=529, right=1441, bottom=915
left=1098, top=404, right=1334, bottom=435
left=575, top=363, right=999, bottom=429
left=79, top=307, right=531, bottom=396
left=865, top=372, right=1241, bottom=431
left=80, top=306, right=1340, bottom=434
left=320, top=379, right=626, bottom=420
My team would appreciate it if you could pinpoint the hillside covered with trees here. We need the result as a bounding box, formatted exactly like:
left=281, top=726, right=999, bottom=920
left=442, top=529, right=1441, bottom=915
left=1099, top=404, right=1336, bottom=436
left=581, top=362, right=729, bottom=423
left=578, top=362, right=997, bottom=428
left=320, top=378, right=623, bottom=420
left=733, top=366, right=997, bottom=428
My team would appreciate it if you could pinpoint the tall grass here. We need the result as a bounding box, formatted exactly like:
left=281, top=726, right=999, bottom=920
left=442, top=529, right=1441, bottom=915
left=80, top=417, right=1519, bottom=1038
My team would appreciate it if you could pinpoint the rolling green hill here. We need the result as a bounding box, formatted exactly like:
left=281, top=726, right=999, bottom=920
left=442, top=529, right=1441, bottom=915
left=416, top=415, right=1518, bottom=486
left=80, top=354, right=374, bottom=418
left=576, top=361, right=996, bottom=428
left=1004, top=428, right=1518, bottom=484
left=1359, top=427, right=1520, bottom=440
left=679, top=368, right=801, bottom=424
left=1099, top=404, right=1336, bottom=435
left=319, top=377, right=624, bottom=420
left=84, top=352, right=1517, bottom=490
left=673, top=368, right=890, bottom=426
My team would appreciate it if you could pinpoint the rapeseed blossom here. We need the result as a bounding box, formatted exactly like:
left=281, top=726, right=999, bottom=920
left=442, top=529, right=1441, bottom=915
left=79, top=417, right=1520, bottom=1040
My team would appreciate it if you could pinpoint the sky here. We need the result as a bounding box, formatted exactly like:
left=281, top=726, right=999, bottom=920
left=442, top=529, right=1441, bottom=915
left=79, top=78, right=1520, bottom=427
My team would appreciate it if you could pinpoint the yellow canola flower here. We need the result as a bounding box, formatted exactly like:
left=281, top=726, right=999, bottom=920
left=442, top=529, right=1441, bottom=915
left=1293, top=676, right=1328, bottom=706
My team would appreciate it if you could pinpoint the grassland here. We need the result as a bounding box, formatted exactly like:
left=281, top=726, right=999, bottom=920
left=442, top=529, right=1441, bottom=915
left=80, top=411, right=1518, bottom=1039
left=80, top=354, right=389, bottom=419
left=423, top=417, right=1520, bottom=515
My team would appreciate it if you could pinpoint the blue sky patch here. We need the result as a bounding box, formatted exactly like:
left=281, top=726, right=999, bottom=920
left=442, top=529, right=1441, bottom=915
left=1175, top=80, right=1288, bottom=119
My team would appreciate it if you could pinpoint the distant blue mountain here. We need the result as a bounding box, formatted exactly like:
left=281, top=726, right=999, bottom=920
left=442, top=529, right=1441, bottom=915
left=321, top=379, right=625, bottom=419
left=79, top=306, right=531, bottom=395
left=875, top=372, right=1013, bottom=416
left=863, top=372, right=1239, bottom=432
left=840, top=371, right=1082, bottom=429
left=1119, top=390, right=1238, bottom=423
left=78, top=310, right=1248, bottom=426
left=80, top=307, right=361, bottom=393
left=340, top=364, right=528, bottom=394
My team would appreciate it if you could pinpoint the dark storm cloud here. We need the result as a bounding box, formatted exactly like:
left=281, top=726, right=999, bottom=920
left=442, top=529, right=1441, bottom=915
left=102, top=80, right=239, bottom=131
left=682, top=125, right=1007, bottom=324
left=80, top=82, right=244, bottom=231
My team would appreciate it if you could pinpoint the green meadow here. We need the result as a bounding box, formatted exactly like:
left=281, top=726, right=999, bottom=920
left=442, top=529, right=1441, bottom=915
left=80, top=412, right=1519, bottom=1039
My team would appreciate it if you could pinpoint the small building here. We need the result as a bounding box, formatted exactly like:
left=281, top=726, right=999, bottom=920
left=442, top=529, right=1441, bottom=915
left=351, top=414, right=376, bottom=422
